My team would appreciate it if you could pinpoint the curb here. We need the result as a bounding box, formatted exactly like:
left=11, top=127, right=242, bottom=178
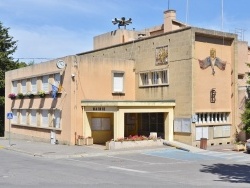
left=1, top=145, right=171, bottom=159
left=163, top=141, right=190, bottom=152
left=4, top=146, right=36, bottom=156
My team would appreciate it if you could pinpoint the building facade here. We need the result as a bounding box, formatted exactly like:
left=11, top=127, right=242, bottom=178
left=5, top=10, right=249, bottom=147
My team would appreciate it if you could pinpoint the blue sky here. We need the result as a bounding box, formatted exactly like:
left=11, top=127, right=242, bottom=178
left=0, top=0, right=250, bottom=63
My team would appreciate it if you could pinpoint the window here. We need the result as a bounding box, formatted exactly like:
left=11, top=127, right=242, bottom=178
left=113, top=72, right=124, bottom=93
left=174, top=118, right=191, bottom=133
left=41, top=110, right=49, bottom=127
left=11, top=109, right=61, bottom=129
left=140, top=72, right=149, bottom=86
left=140, top=113, right=164, bottom=133
left=238, top=74, right=244, bottom=79
left=54, top=110, right=61, bottom=128
left=161, top=70, right=168, bottom=84
left=12, top=81, right=18, bottom=94
left=30, top=110, right=37, bottom=126
left=42, top=75, right=49, bottom=92
left=213, top=125, right=231, bottom=138
left=21, top=80, right=27, bottom=93
left=54, top=73, right=61, bottom=87
left=196, top=127, right=208, bottom=140
left=12, top=110, right=17, bottom=124
left=21, top=110, right=26, bottom=125
left=152, top=72, right=159, bottom=85
left=139, top=70, right=168, bottom=87
left=197, top=112, right=230, bottom=124
left=31, top=78, right=37, bottom=94
left=91, top=118, right=111, bottom=130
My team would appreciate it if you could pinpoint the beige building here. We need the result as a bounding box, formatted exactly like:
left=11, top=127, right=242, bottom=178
left=5, top=10, right=250, bottom=147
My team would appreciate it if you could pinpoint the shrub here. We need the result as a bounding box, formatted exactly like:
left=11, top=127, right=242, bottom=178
left=26, top=92, right=34, bottom=98
left=8, top=93, right=16, bottom=99
left=17, top=93, right=24, bottom=99
left=38, top=91, right=45, bottom=98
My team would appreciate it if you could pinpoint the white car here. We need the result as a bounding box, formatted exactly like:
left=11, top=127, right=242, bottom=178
left=246, top=139, right=250, bottom=154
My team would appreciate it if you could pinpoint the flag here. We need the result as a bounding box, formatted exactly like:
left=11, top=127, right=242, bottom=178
left=51, top=85, right=58, bottom=99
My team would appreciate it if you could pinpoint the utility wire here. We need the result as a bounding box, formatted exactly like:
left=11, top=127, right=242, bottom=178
left=13, top=58, right=54, bottom=60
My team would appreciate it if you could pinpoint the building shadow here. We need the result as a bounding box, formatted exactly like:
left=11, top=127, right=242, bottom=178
left=29, top=98, right=34, bottom=108
left=200, top=163, right=250, bottom=183
left=39, top=98, right=45, bottom=108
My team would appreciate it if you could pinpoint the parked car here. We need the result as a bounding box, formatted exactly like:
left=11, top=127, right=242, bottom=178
left=246, top=139, right=250, bottom=154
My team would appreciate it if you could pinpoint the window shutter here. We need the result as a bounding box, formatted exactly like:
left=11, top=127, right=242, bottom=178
left=42, top=110, right=49, bottom=127
left=113, top=73, right=123, bottom=92
left=54, top=73, right=60, bottom=87
left=202, top=127, right=209, bottom=139
left=12, top=110, right=17, bottom=124
left=54, top=110, right=61, bottom=128
left=21, top=80, right=26, bottom=93
left=12, top=81, right=17, bottom=94
left=31, top=78, right=37, bottom=93
left=195, top=127, right=202, bottom=140
left=42, top=75, right=49, bottom=92
left=196, top=127, right=208, bottom=140
left=30, top=110, right=37, bottom=125
left=21, top=110, right=26, bottom=124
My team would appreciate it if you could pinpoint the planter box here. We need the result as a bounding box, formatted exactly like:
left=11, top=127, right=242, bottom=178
left=85, top=137, right=93, bottom=146
left=233, top=144, right=245, bottom=151
left=106, top=139, right=163, bottom=150
left=77, top=138, right=85, bottom=146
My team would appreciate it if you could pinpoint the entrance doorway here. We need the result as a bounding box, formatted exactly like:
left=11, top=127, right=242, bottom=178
left=124, top=113, right=165, bottom=139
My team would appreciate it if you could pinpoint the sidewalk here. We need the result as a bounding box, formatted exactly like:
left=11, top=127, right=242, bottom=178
left=1, top=137, right=238, bottom=159
left=0, top=137, right=170, bottom=158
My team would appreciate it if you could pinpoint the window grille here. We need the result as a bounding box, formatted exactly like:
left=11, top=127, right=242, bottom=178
left=139, top=70, right=168, bottom=87
left=196, top=112, right=229, bottom=124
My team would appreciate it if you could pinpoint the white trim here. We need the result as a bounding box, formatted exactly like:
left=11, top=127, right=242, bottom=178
left=113, top=72, right=124, bottom=93
left=139, top=69, right=169, bottom=87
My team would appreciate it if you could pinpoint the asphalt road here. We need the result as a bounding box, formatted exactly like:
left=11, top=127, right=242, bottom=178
left=1, top=148, right=250, bottom=187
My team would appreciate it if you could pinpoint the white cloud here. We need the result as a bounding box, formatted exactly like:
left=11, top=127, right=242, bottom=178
left=9, top=25, right=97, bottom=63
left=2, top=0, right=250, bottom=64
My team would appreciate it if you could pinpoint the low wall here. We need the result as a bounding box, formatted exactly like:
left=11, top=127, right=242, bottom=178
left=106, top=139, right=163, bottom=150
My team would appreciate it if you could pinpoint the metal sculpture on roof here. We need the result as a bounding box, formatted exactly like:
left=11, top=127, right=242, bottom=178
left=112, top=17, right=132, bottom=29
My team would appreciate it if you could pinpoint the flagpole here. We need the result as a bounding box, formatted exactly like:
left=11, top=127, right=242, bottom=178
left=221, top=0, right=223, bottom=31
left=186, top=0, right=189, bottom=24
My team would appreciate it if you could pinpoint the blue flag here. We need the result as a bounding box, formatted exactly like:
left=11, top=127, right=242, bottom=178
left=51, top=85, right=58, bottom=99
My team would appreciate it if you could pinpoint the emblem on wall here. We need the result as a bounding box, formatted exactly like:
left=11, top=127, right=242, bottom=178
left=210, top=88, right=216, bottom=103
left=155, top=45, right=168, bottom=65
left=198, top=48, right=226, bottom=75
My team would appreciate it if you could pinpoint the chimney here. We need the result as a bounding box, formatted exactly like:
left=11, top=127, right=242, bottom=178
left=164, top=10, right=176, bottom=32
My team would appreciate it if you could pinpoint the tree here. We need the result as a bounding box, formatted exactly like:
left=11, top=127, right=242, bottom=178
left=0, top=22, right=21, bottom=136
left=241, top=64, right=250, bottom=137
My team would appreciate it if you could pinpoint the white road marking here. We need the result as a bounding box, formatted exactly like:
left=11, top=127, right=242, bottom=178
left=107, top=155, right=155, bottom=164
left=108, top=166, right=148, bottom=173
left=66, top=158, right=107, bottom=166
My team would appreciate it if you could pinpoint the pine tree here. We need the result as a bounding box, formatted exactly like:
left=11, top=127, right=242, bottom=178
left=0, top=22, right=19, bottom=136
left=241, top=64, right=250, bottom=136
